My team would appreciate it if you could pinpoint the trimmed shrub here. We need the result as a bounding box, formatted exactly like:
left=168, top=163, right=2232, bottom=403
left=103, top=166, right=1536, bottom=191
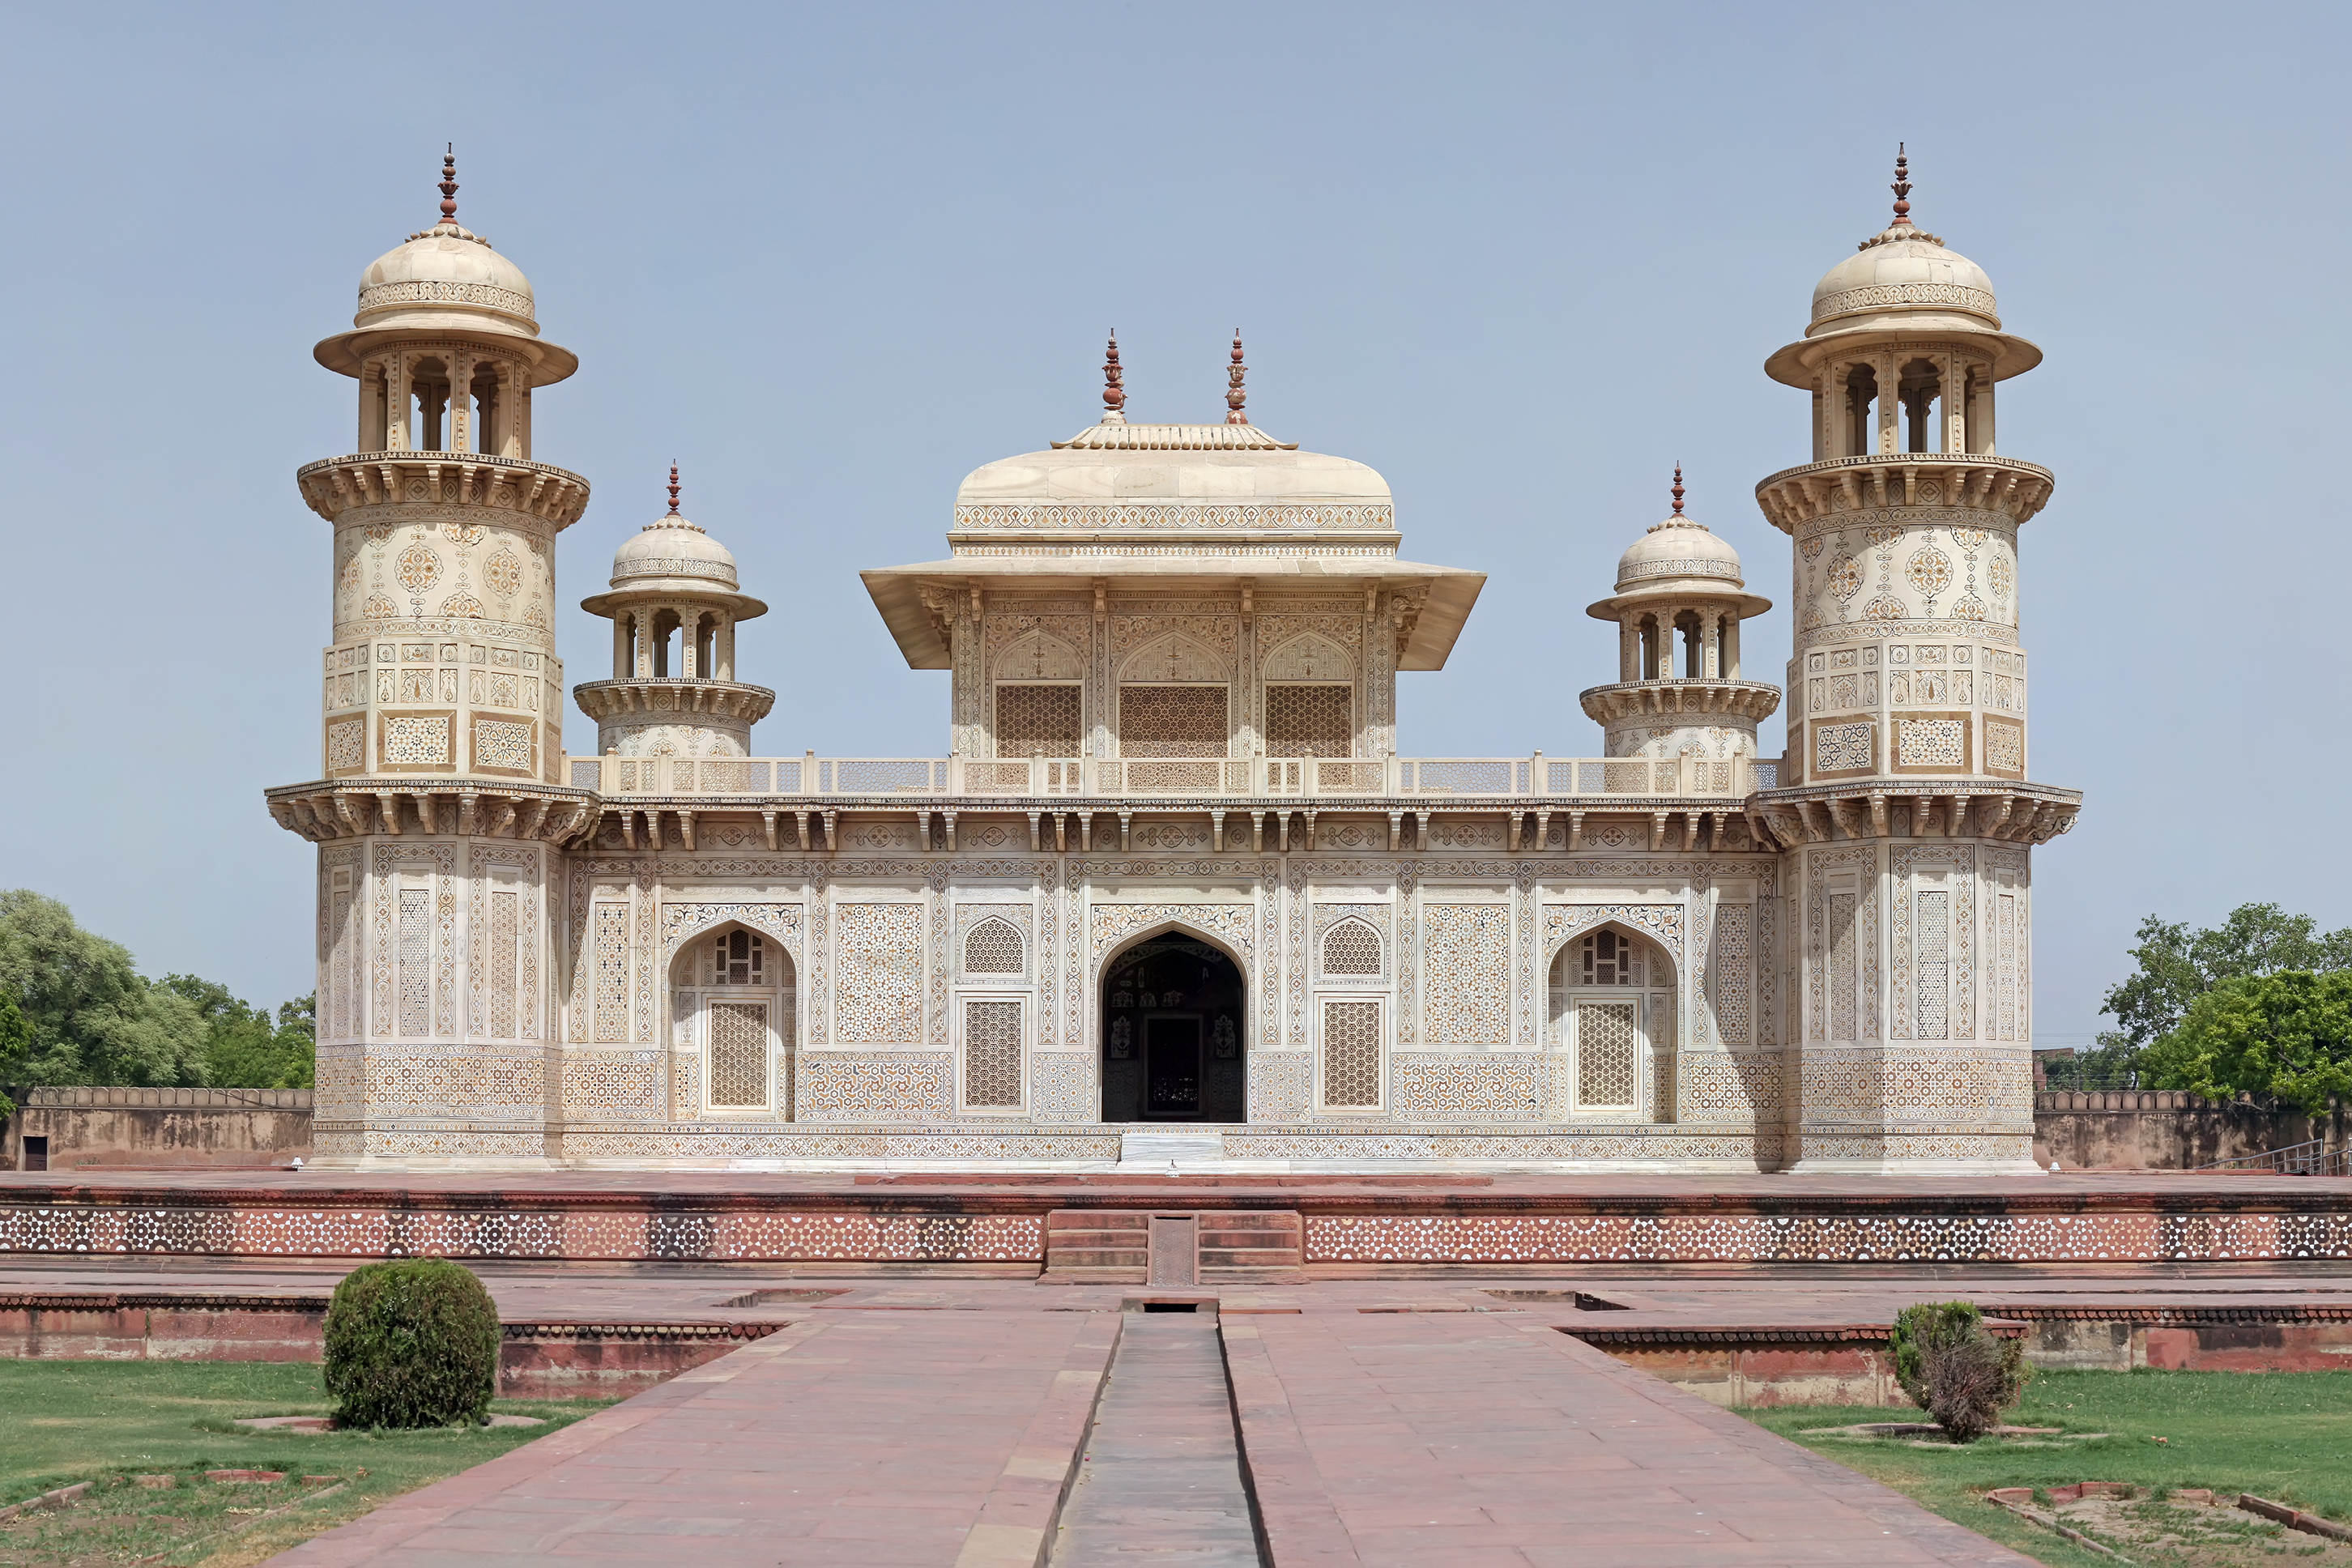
left=1890, top=1300, right=2029, bottom=1443
left=323, top=1259, right=501, bottom=1428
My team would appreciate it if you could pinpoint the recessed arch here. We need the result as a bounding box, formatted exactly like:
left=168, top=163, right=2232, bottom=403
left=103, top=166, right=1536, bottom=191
left=1116, top=631, right=1230, bottom=684
left=667, top=917, right=799, bottom=1121
left=1547, top=921, right=1676, bottom=1123
left=1260, top=631, right=1351, bottom=683
left=994, top=630, right=1087, bottom=682
left=1097, top=920, right=1248, bottom=1123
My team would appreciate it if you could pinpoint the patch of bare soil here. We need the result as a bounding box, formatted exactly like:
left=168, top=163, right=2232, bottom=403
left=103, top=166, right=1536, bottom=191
left=2032, top=1492, right=2352, bottom=1566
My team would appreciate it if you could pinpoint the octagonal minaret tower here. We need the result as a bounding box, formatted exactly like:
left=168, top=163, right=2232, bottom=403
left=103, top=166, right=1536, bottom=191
left=1581, top=467, right=1779, bottom=760
left=292, top=151, right=590, bottom=788
left=575, top=467, right=773, bottom=756
left=1750, top=150, right=2081, bottom=1174
left=269, top=153, right=595, bottom=1169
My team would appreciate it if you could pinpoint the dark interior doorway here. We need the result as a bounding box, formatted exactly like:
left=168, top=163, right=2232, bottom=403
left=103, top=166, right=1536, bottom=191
left=1101, top=935, right=1245, bottom=1122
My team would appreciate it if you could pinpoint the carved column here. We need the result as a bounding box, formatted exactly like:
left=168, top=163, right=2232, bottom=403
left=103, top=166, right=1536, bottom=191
left=386, top=352, right=411, bottom=451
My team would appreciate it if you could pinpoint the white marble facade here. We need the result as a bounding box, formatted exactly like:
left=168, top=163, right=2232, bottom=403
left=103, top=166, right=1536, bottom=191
left=270, top=159, right=2081, bottom=1171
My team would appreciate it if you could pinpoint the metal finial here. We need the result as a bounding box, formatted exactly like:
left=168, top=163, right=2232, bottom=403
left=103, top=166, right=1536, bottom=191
left=1101, top=332, right=1127, bottom=422
left=667, top=462, right=680, bottom=516
left=1225, top=330, right=1249, bottom=425
left=1890, top=142, right=1912, bottom=225
left=438, top=143, right=458, bottom=226
left=1670, top=463, right=1685, bottom=517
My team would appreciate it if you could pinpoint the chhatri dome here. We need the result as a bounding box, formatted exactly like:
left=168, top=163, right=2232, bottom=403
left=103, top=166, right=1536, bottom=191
left=575, top=467, right=773, bottom=759
left=314, top=148, right=577, bottom=383
left=1602, top=490, right=1770, bottom=619
left=1766, top=146, right=2039, bottom=387
left=1580, top=467, right=1778, bottom=761
left=582, top=467, right=767, bottom=620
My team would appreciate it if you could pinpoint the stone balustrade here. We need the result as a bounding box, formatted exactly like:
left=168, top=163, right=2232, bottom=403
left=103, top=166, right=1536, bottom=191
left=559, top=752, right=1783, bottom=800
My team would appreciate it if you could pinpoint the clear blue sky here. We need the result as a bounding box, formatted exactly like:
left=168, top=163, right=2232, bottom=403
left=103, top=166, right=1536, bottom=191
left=2, top=2, right=2343, bottom=1050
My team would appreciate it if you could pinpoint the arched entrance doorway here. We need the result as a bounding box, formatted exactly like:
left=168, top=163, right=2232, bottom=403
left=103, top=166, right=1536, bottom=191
left=1101, top=932, right=1245, bottom=1122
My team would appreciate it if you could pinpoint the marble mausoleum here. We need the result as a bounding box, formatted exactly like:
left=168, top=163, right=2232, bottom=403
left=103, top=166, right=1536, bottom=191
left=266, top=151, right=2080, bottom=1172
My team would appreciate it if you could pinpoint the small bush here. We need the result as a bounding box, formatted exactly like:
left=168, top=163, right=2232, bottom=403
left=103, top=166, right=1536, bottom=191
left=1890, top=1301, right=2028, bottom=1443
left=323, top=1259, right=501, bottom=1428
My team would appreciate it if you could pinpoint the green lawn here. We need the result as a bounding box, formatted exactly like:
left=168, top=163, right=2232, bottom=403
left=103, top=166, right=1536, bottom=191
left=0, top=1360, right=611, bottom=1568
left=1739, top=1369, right=2352, bottom=1568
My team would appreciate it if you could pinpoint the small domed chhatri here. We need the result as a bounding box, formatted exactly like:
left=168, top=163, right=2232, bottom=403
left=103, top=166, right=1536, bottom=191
left=1582, top=467, right=1779, bottom=761
left=574, top=467, right=774, bottom=758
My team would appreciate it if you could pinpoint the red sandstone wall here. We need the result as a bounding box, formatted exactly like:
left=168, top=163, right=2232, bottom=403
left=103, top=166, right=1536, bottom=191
left=0, top=1297, right=777, bottom=1398
left=2031, top=1095, right=2349, bottom=1171
left=5, top=1091, right=312, bottom=1170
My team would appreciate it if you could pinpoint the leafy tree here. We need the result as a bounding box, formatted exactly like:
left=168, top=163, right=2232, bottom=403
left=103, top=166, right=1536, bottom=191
left=2141, top=971, right=2352, bottom=1114
left=161, top=975, right=313, bottom=1089
left=0, top=991, right=32, bottom=1122
left=2068, top=904, right=2352, bottom=1089
left=0, top=890, right=209, bottom=1086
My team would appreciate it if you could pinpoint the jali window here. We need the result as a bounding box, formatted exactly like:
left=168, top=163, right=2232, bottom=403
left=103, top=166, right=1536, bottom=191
left=1265, top=684, right=1352, bottom=758
left=964, top=918, right=1023, bottom=975
left=1581, top=929, right=1643, bottom=986
left=995, top=684, right=1082, bottom=758
left=1119, top=685, right=1227, bottom=757
left=1322, top=920, right=1382, bottom=977
left=710, top=929, right=765, bottom=986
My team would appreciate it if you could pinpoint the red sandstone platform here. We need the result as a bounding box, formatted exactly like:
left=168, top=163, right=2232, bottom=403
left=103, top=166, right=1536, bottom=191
left=3, top=1169, right=2345, bottom=1273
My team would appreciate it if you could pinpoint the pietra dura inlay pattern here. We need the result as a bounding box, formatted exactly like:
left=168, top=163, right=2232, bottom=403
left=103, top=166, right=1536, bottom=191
left=1, top=1191, right=2341, bottom=1266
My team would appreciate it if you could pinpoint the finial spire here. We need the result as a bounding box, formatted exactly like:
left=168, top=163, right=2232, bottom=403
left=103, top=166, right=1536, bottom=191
left=667, top=462, right=680, bottom=516
left=1670, top=462, right=1685, bottom=517
left=1890, top=142, right=1912, bottom=226
left=1101, top=332, right=1127, bottom=424
left=1225, top=330, right=1249, bottom=425
left=438, top=143, right=459, bottom=227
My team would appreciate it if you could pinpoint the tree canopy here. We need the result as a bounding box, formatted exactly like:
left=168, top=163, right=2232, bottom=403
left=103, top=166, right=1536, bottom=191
left=2138, top=971, right=2352, bottom=1113
left=0, top=890, right=312, bottom=1091
left=2063, top=902, right=2352, bottom=1105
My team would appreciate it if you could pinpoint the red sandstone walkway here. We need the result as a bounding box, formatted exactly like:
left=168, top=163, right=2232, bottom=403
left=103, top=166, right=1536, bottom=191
left=1227, top=1308, right=2031, bottom=1566
left=273, top=1306, right=1118, bottom=1566
left=259, top=1289, right=2038, bottom=1567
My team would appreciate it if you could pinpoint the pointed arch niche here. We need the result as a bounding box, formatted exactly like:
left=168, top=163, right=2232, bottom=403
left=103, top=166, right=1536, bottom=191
left=1115, top=633, right=1232, bottom=758
left=1261, top=630, right=1357, bottom=759
left=1098, top=922, right=1247, bottom=1123
left=668, top=920, right=799, bottom=1120
left=992, top=630, right=1087, bottom=759
left=1546, top=922, right=1676, bottom=1123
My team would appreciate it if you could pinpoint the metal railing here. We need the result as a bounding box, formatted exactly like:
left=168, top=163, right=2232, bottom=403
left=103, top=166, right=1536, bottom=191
left=2193, top=1140, right=2351, bottom=1177
left=566, top=752, right=1780, bottom=800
